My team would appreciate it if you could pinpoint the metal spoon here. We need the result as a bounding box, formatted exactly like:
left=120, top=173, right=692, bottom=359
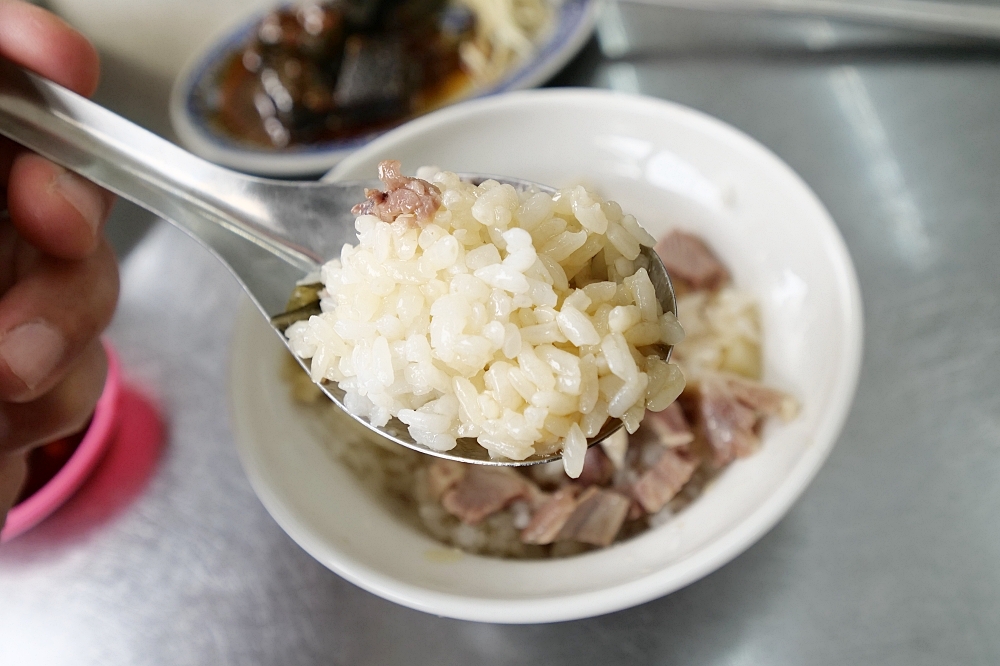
left=0, top=60, right=676, bottom=466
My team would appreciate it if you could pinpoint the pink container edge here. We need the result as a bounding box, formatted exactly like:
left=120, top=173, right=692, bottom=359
left=0, top=339, right=122, bottom=542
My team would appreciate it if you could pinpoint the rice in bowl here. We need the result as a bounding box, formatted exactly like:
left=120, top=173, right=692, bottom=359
left=283, top=227, right=799, bottom=558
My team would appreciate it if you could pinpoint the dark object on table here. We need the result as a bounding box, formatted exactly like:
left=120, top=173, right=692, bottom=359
left=197, top=0, right=475, bottom=148
left=14, top=428, right=88, bottom=505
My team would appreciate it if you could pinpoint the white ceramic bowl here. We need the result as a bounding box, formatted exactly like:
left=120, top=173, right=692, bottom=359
left=170, top=0, right=599, bottom=176
left=229, top=88, right=863, bottom=623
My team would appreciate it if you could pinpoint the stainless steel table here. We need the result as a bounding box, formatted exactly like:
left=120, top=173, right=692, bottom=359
left=3, top=5, right=1000, bottom=664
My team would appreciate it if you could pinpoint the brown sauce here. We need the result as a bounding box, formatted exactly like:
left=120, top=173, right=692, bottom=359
left=194, top=0, right=478, bottom=149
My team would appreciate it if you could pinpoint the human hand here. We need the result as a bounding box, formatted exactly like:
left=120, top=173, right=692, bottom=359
left=0, top=1, right=118, bottom=529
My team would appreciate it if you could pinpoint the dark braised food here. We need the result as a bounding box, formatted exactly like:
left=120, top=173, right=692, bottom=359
left=194, top=0, right=481, bottom=149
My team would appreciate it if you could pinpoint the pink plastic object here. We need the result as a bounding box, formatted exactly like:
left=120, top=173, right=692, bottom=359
left=0, top=339, right=122, bottom=542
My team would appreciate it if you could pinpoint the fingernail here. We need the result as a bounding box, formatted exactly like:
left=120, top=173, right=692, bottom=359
left=0, top=321, right=66, bottom=391
left=53, top=169, right=105, bottom=235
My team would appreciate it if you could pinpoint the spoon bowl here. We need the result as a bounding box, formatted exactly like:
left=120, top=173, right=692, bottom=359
left=0, top=60, right=675, bottom=465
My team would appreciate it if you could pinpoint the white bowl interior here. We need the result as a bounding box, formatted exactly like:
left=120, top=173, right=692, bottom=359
left=230, top=89, right=863, bottom=623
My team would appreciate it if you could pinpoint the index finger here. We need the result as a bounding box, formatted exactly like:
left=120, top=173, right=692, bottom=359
left=0, top=2, right=112, bottom=259
left=0, top=0, right=101, bottom=185
left=0, top=1, right=100, bottom=98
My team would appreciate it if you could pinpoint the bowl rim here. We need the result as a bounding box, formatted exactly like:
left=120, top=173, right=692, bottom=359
left=1, top=340, right=122, bottom=542
left=168, top=0, right=601, bottom=177
left=235, top=88, right=864, bottom=623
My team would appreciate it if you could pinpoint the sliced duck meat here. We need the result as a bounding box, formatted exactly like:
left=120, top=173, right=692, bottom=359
left=646, top=402, right=695, bottom=447
left=523, top=477, right=552, bottom=510
left=626, top=500, right=645, bottom=522
left=351, top=159, right=442, bottom=224
left=716, top=372, right=799, bottom=421
left=441, top=467, right=527, bottom=525
left=577, top=445, right=616, bottom=487
left=697, top=372, right=771, bottom=466
left=556, top=487, right=632, bottom=547
left=631, top=448, right=699, bottom=513
left=520, top=486, right=580, bottom=545
left=375, top=158, right=417, bottom=190
left=655, top=231, right=730, bottom=292
left=426, top=459, right=466, bottom=500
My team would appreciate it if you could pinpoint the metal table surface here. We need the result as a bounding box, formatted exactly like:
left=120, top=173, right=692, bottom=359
left=2, top=4, right=1000, bottom=664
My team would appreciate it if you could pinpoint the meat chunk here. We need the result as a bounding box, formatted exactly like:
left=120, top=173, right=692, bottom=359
left=556, top=487, right=632, bottom=547
left=696, top=372, right=796, bottom=467
left=520, top=486, right=579, bottom=545
left=376, top=158, right=419, bottom=190
left=698, top=375, right=759, bottom=466
left=626, top=500, right=645, bottom=521
left=522, top=477, right=551, bottom=510
left=655, top=231, right=730, bottom=292
left=426, top=459, right=466, bottom=500
left=576, top=445, right=615, bottom=487
left=351, top=159, right=442, bottom=224
left=441, top=467, right=527, bottom=525
left=646, top=402, right=695, bottom=447
left=717, top=373, right=799, bottom=422
left=631, top=448, right=699, bottom=513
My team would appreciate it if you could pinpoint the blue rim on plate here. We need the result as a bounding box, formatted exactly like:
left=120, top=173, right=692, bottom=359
left=169, top=0, right=600, bottom=176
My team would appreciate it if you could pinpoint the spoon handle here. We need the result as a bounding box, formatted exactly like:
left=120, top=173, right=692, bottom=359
left=0, top=59, right=315, bottom=272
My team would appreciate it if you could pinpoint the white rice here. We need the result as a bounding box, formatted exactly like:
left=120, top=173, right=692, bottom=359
left=286, top=167, right=685, bottom=477
left=673, top=287, right=762, bottom=379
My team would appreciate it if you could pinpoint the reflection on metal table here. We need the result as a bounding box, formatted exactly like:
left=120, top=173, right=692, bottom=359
left=2, top=2, right=1000, bottom=664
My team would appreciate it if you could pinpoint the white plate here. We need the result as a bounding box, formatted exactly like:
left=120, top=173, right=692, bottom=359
left=229, top=88, right=863, bottom=623
left=170, top=0, right=599, bottom=176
